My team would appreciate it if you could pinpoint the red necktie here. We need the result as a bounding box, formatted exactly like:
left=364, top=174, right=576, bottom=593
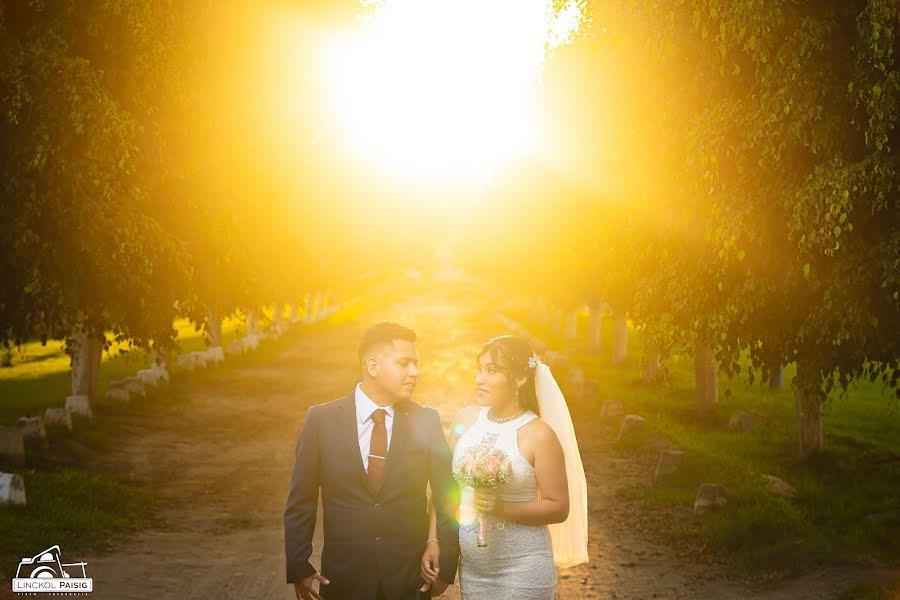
left=367, top=409, right=388, bottom=490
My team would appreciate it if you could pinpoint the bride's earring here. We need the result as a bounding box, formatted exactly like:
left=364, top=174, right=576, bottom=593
left=514, top=386, right=519, bottom=408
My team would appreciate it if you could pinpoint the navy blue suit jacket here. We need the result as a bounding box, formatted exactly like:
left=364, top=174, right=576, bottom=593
left=284, top=391, right=460, bottom=599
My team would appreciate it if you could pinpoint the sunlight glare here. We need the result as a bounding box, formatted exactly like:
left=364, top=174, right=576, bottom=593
left=321, top=0, right=584, bottom=184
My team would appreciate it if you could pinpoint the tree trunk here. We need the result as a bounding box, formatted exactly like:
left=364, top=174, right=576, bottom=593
left=71, top=329, right=88, bottom=395
left=151, top=345, right=171, bottom=372
left=694, top=342, right=718, bottom=412
left=769, top=363, right=783, bottom=390
left=588, top=308, right=602, bottom=352
left=205, top=309, right=222, bottom=348
left=273, top=303, right=283, bottom=326
left=565, top=310, right=578, bottom=340
left=550, top=307, right=564, bottom=335
left=303, top=293, right=313, bottom=319
left=643, top=345, right=661, bottom=384
left=289, top=303, right=299, bottom=323
left=70, top=328, right=103, bottom=401
left=612, top=311, right=628, bottom=364
left=246, top=308, right=260, bottom=337
left=530, top=299, right=541, bottom=322
left=539, top=300, right=551, bottom=327
left=793, top=363, right=824, bottom=456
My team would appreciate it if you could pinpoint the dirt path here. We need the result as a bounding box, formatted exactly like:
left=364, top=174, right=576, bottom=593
left=22, top=274, right=895, bottom=599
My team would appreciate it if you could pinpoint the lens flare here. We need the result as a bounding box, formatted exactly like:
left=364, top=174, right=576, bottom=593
left=457, top=487, right=477, bottom=525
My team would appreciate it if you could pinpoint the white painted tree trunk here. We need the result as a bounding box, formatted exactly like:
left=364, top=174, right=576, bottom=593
left=643, top=348, right=661, bottom=384
left=694, top=342, right=718, bottom=412
left=70, top=328, right=102, bottom=401
left=315, top=291, right=325, bottom=316
left=793, top=362, right=824, bottom=457
left=550, top=307, right=564, bottom=335
left=289, top=303, right=299, bottom=323
left=303, top=293, right=313, bottom=319
left=205, top=310, right=222, bottom=348
left=246, top=308, right=260, bottom=337
left=273, top=303, right=283, bottom=326
left=641, top=329, right=662, bottom=383
left=151, top=346, right=171, bottom=373
left=539, top=301, right=552, bottom=327
left=565, top=310, right=578, bottom=340
left=588, top=308, right=602, bottom=352
left=612, top=311, right=628, bottom=364
left=769, top=363, right=783, bottom=390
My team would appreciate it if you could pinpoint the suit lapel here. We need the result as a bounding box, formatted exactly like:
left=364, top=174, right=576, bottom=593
left=337, top=391, right=370, bottom=490
left=377, top=399, right=410, bottom=495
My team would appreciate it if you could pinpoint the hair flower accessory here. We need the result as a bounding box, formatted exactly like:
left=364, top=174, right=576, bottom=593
left=528, top=354, right=539, bottom=369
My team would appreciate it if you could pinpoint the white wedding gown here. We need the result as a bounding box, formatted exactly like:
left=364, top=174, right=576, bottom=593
left=454, top=408, right=556, bottom=600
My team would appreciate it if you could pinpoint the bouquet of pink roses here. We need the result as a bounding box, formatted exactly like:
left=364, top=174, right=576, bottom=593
left=453, top=446, right=512, bottom=547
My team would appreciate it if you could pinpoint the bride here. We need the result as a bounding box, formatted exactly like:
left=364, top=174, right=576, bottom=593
left=422, top=335, right=588, bottom=599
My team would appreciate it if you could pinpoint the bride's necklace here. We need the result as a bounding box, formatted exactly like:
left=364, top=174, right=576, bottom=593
left=487, top=407, right=526, bottom=424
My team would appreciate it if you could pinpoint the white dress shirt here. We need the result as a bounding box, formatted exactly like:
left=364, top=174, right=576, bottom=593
left=355, top=383, right=395, bottom=472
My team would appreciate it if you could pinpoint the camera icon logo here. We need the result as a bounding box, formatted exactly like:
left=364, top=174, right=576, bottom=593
left=12, top=545, right=92, bottom=594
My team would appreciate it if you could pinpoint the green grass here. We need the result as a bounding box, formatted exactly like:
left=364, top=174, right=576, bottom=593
left=503, top=306, right=900, bottom=576
left=0, top=469, right=156, bottom=578
left=0, top=315, right=248, bottom=426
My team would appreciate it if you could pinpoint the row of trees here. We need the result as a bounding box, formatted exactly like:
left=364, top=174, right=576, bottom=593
left=460, top=0, right=899, bottom=456
left=2, top=0, right=896, bottom=455
left=0, top=2, right=380, bottom=403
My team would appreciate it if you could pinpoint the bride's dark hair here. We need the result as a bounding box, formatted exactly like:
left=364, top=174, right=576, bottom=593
left=477, top=335, right=540, bottom=416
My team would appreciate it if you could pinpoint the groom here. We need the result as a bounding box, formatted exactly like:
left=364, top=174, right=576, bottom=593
left=285, top=322, right=460, bottom=599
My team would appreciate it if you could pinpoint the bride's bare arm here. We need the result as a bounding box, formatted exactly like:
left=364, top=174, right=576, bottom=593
left=480, top=420, right=569, bottom=526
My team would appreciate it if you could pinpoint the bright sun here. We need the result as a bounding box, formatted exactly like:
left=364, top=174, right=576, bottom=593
left=320, top=0, right=584, bottom=184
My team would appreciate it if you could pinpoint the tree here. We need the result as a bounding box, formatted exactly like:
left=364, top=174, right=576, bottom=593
left=594, top=0, right=900, bottom=454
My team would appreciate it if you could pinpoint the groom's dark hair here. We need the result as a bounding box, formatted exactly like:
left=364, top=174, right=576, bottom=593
left=358, top=322, right=417, bottom=363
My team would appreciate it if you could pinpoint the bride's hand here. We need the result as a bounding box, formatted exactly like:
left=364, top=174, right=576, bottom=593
left=474, top=488, right=498, bottom=514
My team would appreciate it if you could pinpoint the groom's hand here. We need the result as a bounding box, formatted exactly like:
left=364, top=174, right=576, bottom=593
left=419, top=541, right=440, bottom=590
left=293, top=573, right=329, bottom=600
